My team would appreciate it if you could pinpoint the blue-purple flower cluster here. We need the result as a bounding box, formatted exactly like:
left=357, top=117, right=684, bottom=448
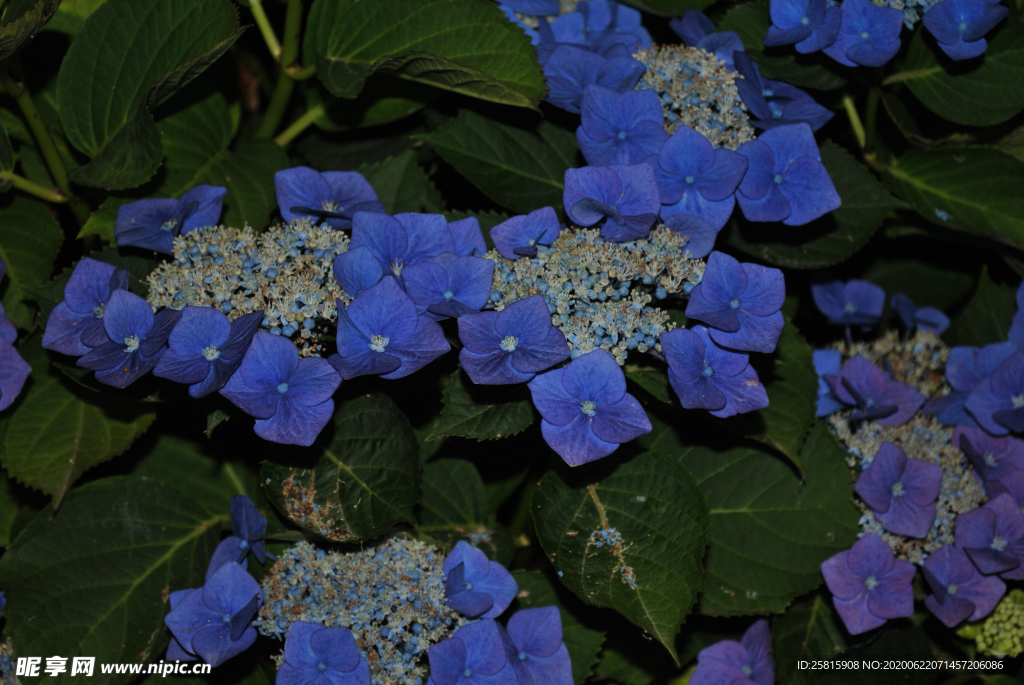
left=0, top=258, right=30, bottom=413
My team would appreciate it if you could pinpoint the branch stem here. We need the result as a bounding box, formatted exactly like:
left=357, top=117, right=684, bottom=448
left=0, top=172, right=67, bottom=203
left=247, top=0, right=282, bottom=61
left=842, top=94, right=866, bottom=151
left=274, top=103, right=324, bottom=147
left=254, top=0, right=304, bottom=139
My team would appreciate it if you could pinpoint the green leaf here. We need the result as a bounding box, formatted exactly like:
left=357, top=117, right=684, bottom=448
left=306, top=75, right=437, bottom=132
left=726, top=142, right=904, bottom=269
left=772, top=591, right=847, bottom=685
left=863, top=258, right=975, bottom=312
left=416, top=110, right=580, bottom=214
left=77, top=196, right=130, bottom=243
left=1000, top=127, right=1024, bottom=163
left=718, top=2, right=847, bottom=90
left=0, top=116, right=13, bottom=188
left=42, top=0, right=108, bottom=34
left=0, top=337, right=156, bottom=507
left=427, top=368, right=535, bottom=442
left=512, top=569, right=606, bottom=685
left=895, top=13, right=1024, bottom=127
left=0, top=476, right=223, bottom=683
left=625, top=366, right=673, bottom=404
left=56, top=0, right=244, bottom=189
left=531, top=450, right=710, bottom=662
left=358, top=149, right=445, bottom=215
left=944, top=266, right=1016, bottom=346
left=0, top=196, right=63, bottom=329
left=205, top=409, right=231, bottom=438
left=882, top=146, right=1024, bottom=249
left=262, top=394, right=420, bottom=542
left=305, top=0, right=545, bottom=109
left=0, top=469, right=23, bottom=546
left=0, top=0, right=60, bottom=60
left=621, top=0, right=714, bottom=15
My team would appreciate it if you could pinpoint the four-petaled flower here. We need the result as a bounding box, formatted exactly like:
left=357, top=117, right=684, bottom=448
left=277, top=621, right=370, bottom=685
left=458, top=295, right=570, bottom=385
left=115, top=185, right=227, bottom=254
left=542, top=44, right=646, bottom=114
left=765, top=0, right=842, bottom=53
left=220, top=331, right=341, bottom=446
left=822, top=0, right=904, bottom=67
left=733, top=53, right=835, bottom=132
left=274, top=167, right=384, bottom=230
left=966, top=351, right=1024, bottom=435
left=820, top=533, right=915, bottom=635
left=855, top=442, right=942, bottom=538
left=689, top=619, right=774, bottom=685
left=402, top=253, right=495, bottom=320
left=811, top=280, right=885, bottom=328
left=499, top=607, right=573, bottom=685
left=922, top=544, right=1006, bottom=628
left=669, top=10, right=746, bottom=69
left=490, top=207, right=561, bottom=260
left=954, top=493, right=1024, bottom=579
left=443, top=541, right=519, bottom=619
left=922, top=0, right=1008, bottom=61
left=954, top=425, right=1024, bottom=488
left=824, top=355, right=925, bottom=425
left=891, top=293, right=950, bottom=335
left=576, top=85, right=667, bottom=166
left=42, top=258, right=129, bottom=356
left=923, top=343, right=1017, bottom=427
left=207, top=495, right=269, bottom=579
left=527, top=348, right=651, bottom=466
left=563, top=164, right=661, bottom=242
left=426, top=619, right=518, bottom=685
left=449, top=216, right=488, bottom=257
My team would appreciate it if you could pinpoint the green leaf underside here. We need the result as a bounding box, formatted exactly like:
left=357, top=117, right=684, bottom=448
left=0, top=117, right=13, bottom=179
left=0, top=0, right=61, bottom=61
left=416, top=110, right=579, bottom=214
left=0, top=196, right=63, bottom=329
left=531, top=450, right=710, bottom=663
left=359, top=150, right=445, bottom=215
left=306, top=0, right=545, bottom=108
left=0, top=477, right=222, bottom=684
left=773, top=591, right=848, bottom=685
left=428, top=369, right=535, bottom=442
left=944, top=265, right=1016, bottom=347
left=625, top=367, right=674, bottom=404
left=262, top=394, right=419, bottom=542
left=864, top=258, right=975, bottom=312
left=57, top=0, right=243, bottom=189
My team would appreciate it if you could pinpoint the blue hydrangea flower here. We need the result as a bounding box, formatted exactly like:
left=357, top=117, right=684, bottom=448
left=891, top=293, right=950, bottom=335
left=662, top=214, right=721, bottom=259
left=662, top=325, right=769, bottom=418
left=813, top=348, right=845, bottom=417
left=564, top=164, right=660, bottom=241
left=220, top=331, right=341, bottom=446
left=922, top=545, right=1006, bottom=628
left=0, top=336, right=30, bottom=413
left=855, top=442, right=942, bottom=538
left=733, top=53, right=835, bottom=132
left=115, top=185, right=227, bottom=254
left=765, top=0, right=842, bottom=53
left=543, top=44, right=646, bottom=113
left=689, top=619, right=773, bottom=685
left=990, top=471, right=1024, bottom=512
left=427, top=619, right=519, bottom=685
left=736, top=124, right=841, bottom=226
left=922, top=0, right=1008, bottom=61
left=207, top=495, right=269, bottom=579
left=811, top=280, right=885, bottom=328
left=965, top=351, right=1024, bottom=435
left=669, top=10, right=746, bottom=69
left=684, top=251, right=785, bottom=353
left=820, top=533, right=915, bottom=635
left=329, top=277, right=450, bottom=380
left=153, top=307, right=263, bottom=398
left=458, top=295, right=569, bottom=385
left=822, top=0, right=904, bottom=67
left=527, top=348, right=651, bottom=465
left=499, top=607, right=573, bottom=685
left=449, top=217, right=488, bottom=257
left=274, top=167, right=384, bottom=230
left=490, top=207, right=561, bottom=259
left=824, top=355, right=925, bottom=425
left=76, top=289, right=181, bottom=388
left=576, top=85, right=667, bottom=166
left=277, top=621, right=370, bottom=685
left=575, top=0, right=653, bottom=49
left=42, top=258, right=130, bottom=356
left=923, top=343, right=1017, bottom=426
left=443, top=541, right=519, bottom=619
left=648, top=125, right=749, bottom=232
left=164, top=562, right=263, bottom=667
left=402, top=254, right=495, bottom=320
left=500, top=0, right=559, bottom=15
left=954, top=426, right=1024, bottom=488
left=954, top=493, right=1024, bottom=579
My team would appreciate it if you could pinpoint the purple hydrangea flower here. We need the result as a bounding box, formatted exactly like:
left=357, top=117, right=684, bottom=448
left=684, top=251, right=785, bottom=353
left=954, top=425, right=1024, bottom=487
left=76, top=290, right=180, bottom=388
left=207, top=495, right=269, bottom=579
left=669, top=11, right=746, bottom=69
left=563, top=164, right=660, bottom=241
left=965, top=351, right=1024, bottom=435
left=954, top=493, right=1024, bottom=579
left=736, top=124, right=840, bottom=226
left=923, top=342, right=1017, bottom=427
left=733, top=53, right=835, bottom=132
left=820, top=533, right=915, bottom=635
left=427, top=619, right=519, bottom=685
left=576, top=85, right=667, bottom=166
left=576, top=0, right=653, bottom=49
left=923, top=0, right=1007, bottom=61
left=662, top=213, right=721, bottom=259
left=891, top=293, right=950, bottom=335
left=689, top=619, right=773, bottom=685
left=458, top=295, right=569, bottom=385
left=274, top=167, right=384, bottom=230
left=499, top=607, right=573, bottom=685
left=813, top=349, right=845, bottom=417
left=220, top=331, right=341, bottom=446
left=153, top=307, right=262, bottom=398
left=443, top=541, right=519, bottom=619
left=922, top=544, right=1005, bottom=628
left=648, top=125, right=749, bottom=232
left=855, top=442, right=942, bottom=538
left=277, top=621, right=370, bottom=685
left=42, top=258, right=130, bottom=356
left=527, top=348, right=651, bottom=466
left=115, top=185, right=227, bottom=254
left=988, top=470, right=1024, bottom=512
left=822, top=0, right=903, bottom=67
left=402, top=254, right=495, bottom=320
left=330, top=277, right=450, bottom=381
left=164, top=562, right=262, bottom=667
left=542, top=44, right=646, bottom=114
left=811, top=280, right=885, bottom=328
left=490, top=207, right=561, bottom=259
left=661, top=326, right=769, bottom=418
left=0, top=337, right=30, bottom=413
left=765, top=0, right=842, bottom=53
left=449, top=217, right=488, bottom=257
left=824, top=355, right=925, bottom=426
left=501, top=0, right=559, bottom=15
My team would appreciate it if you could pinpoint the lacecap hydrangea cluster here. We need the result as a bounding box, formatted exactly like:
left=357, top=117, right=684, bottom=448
left=811, top=279, right=1024, bottom=652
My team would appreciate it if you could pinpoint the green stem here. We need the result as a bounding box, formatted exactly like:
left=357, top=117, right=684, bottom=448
left=864, top=87, right=881, bottom=152
left=284, top=63, right=317, bottom=81
left=842, top=94, right=866, bottom=151
left=274, top=103, right=324, bottom=147
left=0, top=172, right=67, bottom=203
left=247, top=0, right=282, bottom=61
left=255, top=0, right=304, bottom=139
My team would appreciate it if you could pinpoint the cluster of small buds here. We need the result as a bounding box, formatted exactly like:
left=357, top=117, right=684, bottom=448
left=964, top=589, right=1024, bottom=658
left=487, top=226, right=704, bottom=364
left=634, top=44, right=755, bottom=148
left=0, top=638, right=17, bottom=685
left=146, top=219, right=350, bottom=356
left=257, top=538, right=465, bottom=685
